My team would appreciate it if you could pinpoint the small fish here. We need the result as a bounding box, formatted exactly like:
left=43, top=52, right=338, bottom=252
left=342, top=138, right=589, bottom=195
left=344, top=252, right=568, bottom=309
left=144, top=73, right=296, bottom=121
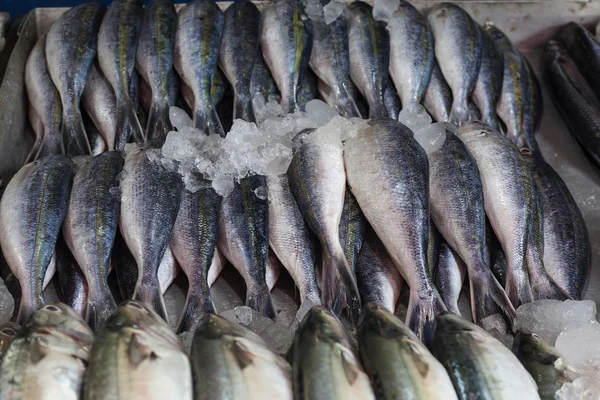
left=0, top=156, right=73, bottom=324
left=175, top=0, right=225, bottom=135
left=422, top=61, right=452, bottom=123
left=98, top=0, right=144, bottom=149
left=82, top=64, right=117, bottom=151
left=261, top=0, right=312, bottom=112
left=557, top=22, right=600, bottom=98
left=136, top=0, right=177, bottom=140
left=63, top=151, right=123, bottom=331
left=432, top=313, right=540, bottom=400
left=355, top=226, right=404, bottom=313
left=45, top=2, right=105, bottom=156
left=344, top=119, right=445, bottom=341
left=83, top=300, right=192, bottom=400
left=0, top=303, right=94, bottom=399
left=120, top=144, right=183, bottom=320
left=357, top=303, right=458, bottom=400
left=434, top=242, right=466, bottom=315
left=55, top=237, right=88, bottom=315
left=472, top=26, right=504, bottom=131
left=220, top=0, right=260, bottom=122
left=0, top=322, right=19, bottom=361
left=191, top=314, right=293, bottom=400
left=170, top=185, right=221, bottom=334
left=24, top=34, right=64, bottom=160
left=218, top=176, right=275, bottom=318
left=346, top=1, right=389, bottom=118
left=388, top=1, right=434, bottom=107
left=428, top=3, right=481, bottom=125
left=291, top=306, right=374, bottom=400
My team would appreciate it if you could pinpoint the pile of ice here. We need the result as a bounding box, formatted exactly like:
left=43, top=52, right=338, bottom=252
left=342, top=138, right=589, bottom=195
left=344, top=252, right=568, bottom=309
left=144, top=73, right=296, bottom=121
left=514, top=299, right=600, bottom=399
left=372, top=0, right=399, bottom=23
left=305, top=0, right=344, bottom=24
left=398, top=104, right=448, bottom=154
left=159, top=98, right=368, bottom=197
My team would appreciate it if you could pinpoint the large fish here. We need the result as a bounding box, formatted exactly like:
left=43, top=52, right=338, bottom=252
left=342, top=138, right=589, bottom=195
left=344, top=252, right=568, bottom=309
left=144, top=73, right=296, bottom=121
left=432, top=313, right=540, bottom=400
left=170, top=186, right=221, bottom=334
left=45, top=2, right=105, bottom=156
left=82, top=64, right=117, bottom=151
left=0, top=156, right=73, bottom=324
left=557, top=22, right=600, bottom=98
left=422, top=61, right=452, bottom=123
left=388, top=1, right=434, bottom=107
left=472, top=26, right=503, bottom=131
left=425, top=125, right=515, bottom=322
left=357, top=303, right=458, bottom=400
left=25, top=34, right=64, bottom=160
left=0, top=303, right=94, bottom=400
left=98, top=0, right=144, bottom=149
left=191, top=314, right=293, bottom=400
left=120, top=144, right=183, bottom=320
left=83, top=301, right=192, bottom=400
left=175, top=0, right=224, bottom=136
left=136, top=0, right=177, bottom=140
left=260, top=0, right=312, bottom=112
left=220, top=0, right=260, bottom=122
left=428, top=3, right=481, bottom=125
left=456, top=122, right=536, bottom=308
left=288, top=131, right=360, bottom=319
left=290, top=307, right=374, bottom=400
left=62, top=152, right=123, bottom=331
left=344, top=119, right=445, bottom=341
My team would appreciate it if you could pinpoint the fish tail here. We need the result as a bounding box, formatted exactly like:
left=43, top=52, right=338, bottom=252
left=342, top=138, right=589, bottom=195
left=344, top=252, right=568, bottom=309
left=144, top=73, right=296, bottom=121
left=63, top=111, right=92, bottom=156
left=335, top=85, right=361, bottom=118
left=176, top=291, right=216, bottom=334
left=17, top=293, right=44, bottom=325
left=194, top=105, right=225, bottom=137
left=114, top=101, right=145, bottom=150
left=406, top=289, right=446, bottom=347
left=146, top=101, right=171, bottom=141
left=322, top=247, right=361, bottom=321
left=25, top=137, right=42, bottom=164
left=530, top=271, right=571, bottom=301
left=35, top=130, right=65, bottom=159
left=134, top=282, right=168, bottom=322
left=233, top=94, right=254, bottom=122
left=449, top=98, right=470, bottom=126
left=505, top=262, right=534, bottom=309
left=470, top=264, right=516, bottom=325
left=246, top=282, right=276, bottom=319
left=369, top=97, right=388, bottom=119
left=85, top=290, right=117, bottom=332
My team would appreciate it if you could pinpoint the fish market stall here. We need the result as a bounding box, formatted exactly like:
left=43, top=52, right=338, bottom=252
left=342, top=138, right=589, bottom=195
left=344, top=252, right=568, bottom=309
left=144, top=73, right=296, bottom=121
left=0, top=0, right=599, bottom=399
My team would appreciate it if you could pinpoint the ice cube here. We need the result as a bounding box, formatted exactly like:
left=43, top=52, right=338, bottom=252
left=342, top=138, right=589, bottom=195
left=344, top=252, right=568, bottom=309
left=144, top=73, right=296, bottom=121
left=372, top=0, right=399, bottom=22
left=479, top=314, right=513, bottom=349
left=304, top=0, right=324, bottom=21
left=556, top=323, right=600, bottom=366
left=170, top=106, right=193, bottom=131
left=323, top=1, right=344, bottom=24
left=254, top=185, right=268, bottom=200
left=0, top=278, right=14, bottom=325
left=212, top=176, right=235, bottom=197
left=556, top=375, right=600, bottom=400
left=414, top=122, right=449, bottom=154
left=515, top=300, right=597, bottom=345
left=306, top=99, right=340, bottom=127
left=398, top=104, right=432, bottom=134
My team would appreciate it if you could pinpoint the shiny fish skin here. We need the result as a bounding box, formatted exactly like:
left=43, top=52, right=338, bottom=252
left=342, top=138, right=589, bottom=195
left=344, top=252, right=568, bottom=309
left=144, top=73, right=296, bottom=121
left=120, top=144, right=183, bottom=321
left=267, top=174, right=321, bottom=311
left=220, top=0, right=260, bottom=122
left=472, top=26, right=503, bottom=131
left=175, top=0, right=225, bottom=136
left=346, top=1, right=389, bottom=118
left=434, top=242, right=466, bottom=315
left=523, top=152, right=590, bottom=299
left=62, top=151, right=123, bottom=331
left=357, top=303, right=458, bottom=400
left=457, top=122, right=535, bottom=308
left=288, top=136, right=361, bottom=319
left=383, top=79, right=401, bottom=119
left=0, top=303, right=94, bottom=400
left=432, top=313, right=540, bottom=400
left=251, top=50, right=280, bottom=103
left=83, top=301, right=192, bottom=400
left=45, top=2, right=105, bottom=156
left=170, top=186, right=221, bottom=334
left=191, top=314, right=293, bottom=400
left=544, top=40, right=600, bottom=169
left=344, top=119, right=445, bottom=342
left=218, top=176, right=275, bottom=318
left=98, top=0, right=144, bottom=149
left=428, top=3, right=481, bottom=125
left=25, top=34, right=64, bottom=160
left=388, top=1, right=434, bottom=107
left=426, top=128, right=515, bottom=322
left=558, top=22, right=600, bottom=98
left=55, top=238, right=88, bottom=315
left=291, top=306, right=374, bottom=400
left=0, top=156, right=73, bottom=324
left=355, top=226, right=403, bottom=313
left=422, top=61, right=452, bottom=122
left=82, top=64, right=117, bottom=151
left=297, top=67, right=318, bottom=111
left=338, top=189, right=366, bottom=278
left=0, top=322, right=19, bottom=361
left=27, top=105, right=44, bottom=163
left=307, top=1, right=360, bottom=118
left=260, top=0, right=312, bottom=113
left=136, top=0, right=177, bottom=140
left=522, top=58, right=543, bottom=153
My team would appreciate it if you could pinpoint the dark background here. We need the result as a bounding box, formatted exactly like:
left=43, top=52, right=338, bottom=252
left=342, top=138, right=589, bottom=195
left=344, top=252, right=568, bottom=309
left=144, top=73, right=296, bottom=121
left=1, top=0, right=193, bottom=17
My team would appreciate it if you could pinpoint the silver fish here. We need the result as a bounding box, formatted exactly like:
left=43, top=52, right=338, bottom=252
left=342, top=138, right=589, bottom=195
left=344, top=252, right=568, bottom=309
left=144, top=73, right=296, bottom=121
left=383, top=80, right=401, bottom=120
left=250, top=50, right=280, bottom=104
left=422, top=61, right=452, bottom=123
left=82, top=64, right=117, bottom=151
left=434, top=242, right=466, bottom=315
left=297, top=68, right=318, bottom=111
left=55, top=238, right=88, bottom=315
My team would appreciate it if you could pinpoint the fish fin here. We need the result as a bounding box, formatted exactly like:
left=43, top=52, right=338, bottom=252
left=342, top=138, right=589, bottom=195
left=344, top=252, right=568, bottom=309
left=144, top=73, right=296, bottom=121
left=146, top=101, right=171, bottom=141
left=85, top=291, right=117, bottom=332
left=114, top=102, right=144, bottom=150
left=335, top=84, right=361, bottom=118
left=530, top=272, right=571, bottom=301
left=322, top=248, right=361, bottom=322
left=193, top=105, right=225, bottom=137
left=449, top=99, right=470, bottom=127
left=128, top=333, right=158, bottom=368
left=246, top=283, right=276, bottom=319
left=406, top=289, right=446, bottom=347
left=231, top=339, right=255, bottom=370
left=176, top=292, right=216, bottom=334
left=504, top=269, right=534, bottom=309
left=233, top=95, right=254, bottom=122
left=340, top=350, right=359, bottom=385
left=35, top=131, right=65, bottom=160
left=63, top=111, right=91, bottom=156
left=133, top=283, right=168, bottom=323
left=470, top=266, right=516, bottom=325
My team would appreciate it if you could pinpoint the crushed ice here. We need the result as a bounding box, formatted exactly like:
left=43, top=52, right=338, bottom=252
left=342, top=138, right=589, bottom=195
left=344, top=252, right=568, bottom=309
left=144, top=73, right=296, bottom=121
left=372, top=0, right=400, bottom=23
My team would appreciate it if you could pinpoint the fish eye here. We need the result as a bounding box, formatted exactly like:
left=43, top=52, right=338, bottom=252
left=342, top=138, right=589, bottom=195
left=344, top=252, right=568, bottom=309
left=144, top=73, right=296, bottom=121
left=44, top=305, right=60, bottom=312
left=520, top=148, right=532, bottom=155
left=477, top=131, right=486, bottom=137
left=1, top=328, right=16, bottom=336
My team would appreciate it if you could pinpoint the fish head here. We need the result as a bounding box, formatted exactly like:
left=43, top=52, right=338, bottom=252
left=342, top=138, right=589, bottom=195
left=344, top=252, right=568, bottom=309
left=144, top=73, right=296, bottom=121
left=299, top=306, right=352, bottom=347
left=27, top=303, right=94, bottom=348
left=456, top=121, right=495, bottom=143
left=513, top=332, right=561, bottom=363
left=357, top=302, right=410, bottom=339
left=194, top=314, right=266, bottom=345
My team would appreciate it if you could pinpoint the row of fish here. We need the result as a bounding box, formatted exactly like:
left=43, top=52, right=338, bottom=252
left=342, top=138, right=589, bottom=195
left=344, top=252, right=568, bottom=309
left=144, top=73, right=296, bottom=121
left=0, top=300, right=560, bottom=400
